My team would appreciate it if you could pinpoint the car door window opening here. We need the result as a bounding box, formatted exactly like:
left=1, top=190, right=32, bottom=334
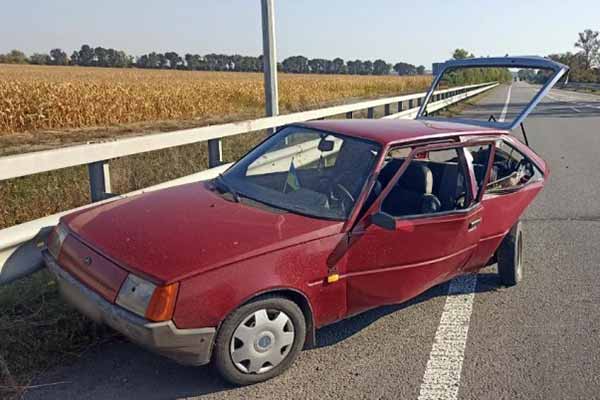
left=376, top=146, right=473, bottom=218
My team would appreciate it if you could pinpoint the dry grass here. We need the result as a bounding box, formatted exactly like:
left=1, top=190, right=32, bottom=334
left=0, top=270, right=117, bottom=399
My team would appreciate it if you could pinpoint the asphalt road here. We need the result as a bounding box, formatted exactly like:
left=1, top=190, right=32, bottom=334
left=25, top=82, right=600, bottom=400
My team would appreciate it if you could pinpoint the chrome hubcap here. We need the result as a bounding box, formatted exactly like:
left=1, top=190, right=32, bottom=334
left=230, top=309, right=295, bottom=374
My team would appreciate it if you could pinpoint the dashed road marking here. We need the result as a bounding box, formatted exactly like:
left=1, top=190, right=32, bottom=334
left=499, top=84, right=513, bottom=122
left=417, top=275, right=477, bottom=400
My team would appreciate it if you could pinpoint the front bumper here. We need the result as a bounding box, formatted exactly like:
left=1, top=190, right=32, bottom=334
left=43, top=250, right=215, bottom=366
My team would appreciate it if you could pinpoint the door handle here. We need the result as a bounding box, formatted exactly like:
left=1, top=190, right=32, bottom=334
left=468, top=218, right=482, bottom=231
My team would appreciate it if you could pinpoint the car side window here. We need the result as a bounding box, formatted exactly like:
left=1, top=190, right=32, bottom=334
left=485, top=140, right=543, bottom=193
left=380, top=147, right=471, bottom=217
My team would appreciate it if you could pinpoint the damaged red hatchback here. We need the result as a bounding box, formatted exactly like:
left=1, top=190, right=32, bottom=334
left=44, top=57, right=568, bottom=385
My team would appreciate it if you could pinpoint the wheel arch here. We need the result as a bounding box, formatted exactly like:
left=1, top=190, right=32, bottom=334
left=225, top=287, right=317, bottom=348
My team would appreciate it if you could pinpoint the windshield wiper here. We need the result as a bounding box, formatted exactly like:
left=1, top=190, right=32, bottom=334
left=216, top=174, right=240, bottom=203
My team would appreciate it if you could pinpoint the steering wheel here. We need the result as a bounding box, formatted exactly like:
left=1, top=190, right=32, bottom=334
left=320, top=173, right=355, bottom=214
left=516, top=159, right=533, bottom=183
left=455, top=192, right=468, bottom=209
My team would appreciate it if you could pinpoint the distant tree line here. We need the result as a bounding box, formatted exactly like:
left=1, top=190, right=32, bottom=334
left=448, top=30, right=600, bottom=85
left=444, top=48, right=513, bottom=85
left=0, top=45, right=427, bottom=76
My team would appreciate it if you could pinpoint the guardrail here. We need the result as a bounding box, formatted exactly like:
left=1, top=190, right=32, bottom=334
left=0, top=81, right=498, bottom=285
left=561, top=82, right=600, bottom=92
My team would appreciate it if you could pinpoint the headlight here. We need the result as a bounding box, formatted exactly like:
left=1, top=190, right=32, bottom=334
left=47, top=223, right=69, bottom=259
left=116, top=274, right=179, bottom=322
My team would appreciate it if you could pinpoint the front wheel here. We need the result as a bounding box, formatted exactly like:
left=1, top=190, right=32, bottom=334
left=213, top=296, right=306, bottom=385
left=497, top=221, right=523, bottom=286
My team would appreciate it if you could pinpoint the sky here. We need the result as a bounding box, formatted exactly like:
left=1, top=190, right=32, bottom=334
left=1, top=0, right=599, bottom=68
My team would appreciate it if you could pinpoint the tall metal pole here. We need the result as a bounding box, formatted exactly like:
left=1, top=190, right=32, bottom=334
left=261, top=0, right=279, bottom=123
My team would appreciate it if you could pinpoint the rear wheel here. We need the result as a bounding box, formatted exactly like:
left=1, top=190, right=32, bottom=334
left=497, top=221, right=523, bottom=286
left=213, top=296, right=306, bottom=386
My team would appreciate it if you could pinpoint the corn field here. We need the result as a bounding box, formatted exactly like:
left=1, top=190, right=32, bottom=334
left=0, top=64, right=431, bottom=134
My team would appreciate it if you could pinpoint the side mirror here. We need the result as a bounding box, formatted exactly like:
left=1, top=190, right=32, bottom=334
left=371, top=212, right=396, bottom=231
left=318, top=139, right=334, bottom=152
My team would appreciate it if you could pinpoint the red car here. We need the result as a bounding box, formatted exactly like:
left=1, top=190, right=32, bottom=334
left=44, top=57, right=568, bottom=385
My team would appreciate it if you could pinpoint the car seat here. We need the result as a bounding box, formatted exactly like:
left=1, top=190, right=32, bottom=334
left=382, top=163, right=441, bottom=216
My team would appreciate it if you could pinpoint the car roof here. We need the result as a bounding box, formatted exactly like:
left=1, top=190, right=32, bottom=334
left=297, top=119, right=503, bottom=146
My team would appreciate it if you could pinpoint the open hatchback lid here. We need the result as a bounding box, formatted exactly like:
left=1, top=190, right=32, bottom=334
left=416, top=56, right=569, bottom=131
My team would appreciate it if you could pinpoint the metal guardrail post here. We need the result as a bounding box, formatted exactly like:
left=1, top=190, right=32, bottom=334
left=88, top=161, right=111, bottom=202
left=346, top=111, right=353, bottom=119
left=367, top=107, right=375, bottom=119
left=398, top=101, right=403, bottom=112
left=409, top=99, right=413, bottom=109
left=384, top=104, right=391, bottom=116
left=207, top=139, right=223, bottom=168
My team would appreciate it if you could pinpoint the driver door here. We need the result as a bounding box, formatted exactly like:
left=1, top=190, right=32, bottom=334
left=343, top=142, right=485, bottom=316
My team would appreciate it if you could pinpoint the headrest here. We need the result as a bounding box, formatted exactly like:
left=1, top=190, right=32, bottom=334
left=397, top=163, right=433, bottom=194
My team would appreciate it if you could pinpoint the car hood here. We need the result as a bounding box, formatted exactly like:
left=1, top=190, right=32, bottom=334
left=62, top=182, right=342, bottom=284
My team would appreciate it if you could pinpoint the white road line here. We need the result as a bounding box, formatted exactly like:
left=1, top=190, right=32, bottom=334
left=417, top=82, right=514, bottom=400
left=417, top=275, right=478, bottom=400
left=499, top=84, right=513, bottom=122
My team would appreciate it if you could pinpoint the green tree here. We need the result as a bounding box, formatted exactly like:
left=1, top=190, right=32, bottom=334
left=281, top=56, right=309, bottom=73
left=452, top=48, right=474, bottom=60
left=346, top=60, right=363, bottom=75
left=106, top=49, right=131, bottom=68
left=373, top=59, right=391, bottom=75
left=393, top=62, right=416, bottom=75
left=164, top=52, right=182, bottom=69
left=331, top=57, right=345, bottom=74
left=0, top=49, right=28, bottom=64
left=49, top=48, right=69, bottom=65
left=308, top=58, right=329, bottom=74
left=94, top=46, right=109, bottom=67
left=30, top=53, right=51, bottom=65
left=575, top=29, right=600, bottom=69
left=74, top=45, right=95, bottom=66
left=416, top=65, right=426, bottom=75
left=361, top=60, right=373, bottom=75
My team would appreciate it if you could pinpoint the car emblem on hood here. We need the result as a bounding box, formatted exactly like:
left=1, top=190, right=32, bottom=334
left=83, top=256, right=92, bottom=266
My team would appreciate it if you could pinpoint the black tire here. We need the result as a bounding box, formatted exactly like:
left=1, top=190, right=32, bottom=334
left=497, top=221, right=523, bottom=286
left=213, top=295, right=306, bottom=386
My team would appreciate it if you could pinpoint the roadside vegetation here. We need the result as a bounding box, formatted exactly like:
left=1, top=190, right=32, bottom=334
left=548, top=29, right=600, bottom=83
left=0, top=270, right=117, bottom=399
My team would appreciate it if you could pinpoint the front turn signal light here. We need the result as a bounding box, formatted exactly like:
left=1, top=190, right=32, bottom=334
left=47, top=223, right=69, bottom=259
left=145, top=282, right=179, bottom=322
